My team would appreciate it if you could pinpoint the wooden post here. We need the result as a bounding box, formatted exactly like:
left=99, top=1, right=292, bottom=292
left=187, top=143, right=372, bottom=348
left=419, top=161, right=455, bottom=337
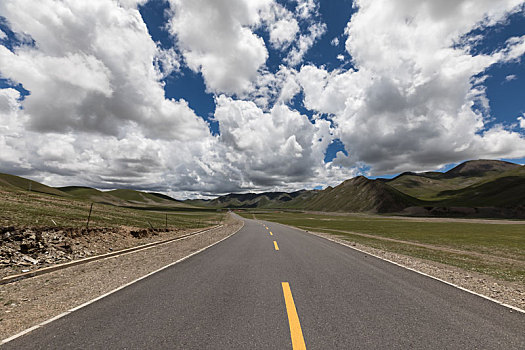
left=165, top=213, right=168, bottom=230
left=86, top=203, right=93, bottom=229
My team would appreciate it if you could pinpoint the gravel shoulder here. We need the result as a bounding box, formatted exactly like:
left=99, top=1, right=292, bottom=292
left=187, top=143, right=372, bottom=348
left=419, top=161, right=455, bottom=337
left=307, top=230, right=525, bottom=312
left=0, top=215, right=243, bottom=341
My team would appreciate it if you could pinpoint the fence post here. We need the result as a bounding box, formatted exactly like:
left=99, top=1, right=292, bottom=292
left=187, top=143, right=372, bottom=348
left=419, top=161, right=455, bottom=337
left=86, top=203, right=93, bottom=229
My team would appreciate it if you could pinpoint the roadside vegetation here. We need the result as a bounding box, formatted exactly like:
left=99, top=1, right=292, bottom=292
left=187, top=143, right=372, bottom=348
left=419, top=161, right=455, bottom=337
left=240, top=211, right=525, bottom=284
left=0, top=184, right=224, bottom=230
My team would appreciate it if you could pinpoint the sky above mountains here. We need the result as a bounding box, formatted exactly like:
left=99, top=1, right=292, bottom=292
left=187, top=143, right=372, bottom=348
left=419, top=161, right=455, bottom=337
left=0, top=0, right=524, bottom=198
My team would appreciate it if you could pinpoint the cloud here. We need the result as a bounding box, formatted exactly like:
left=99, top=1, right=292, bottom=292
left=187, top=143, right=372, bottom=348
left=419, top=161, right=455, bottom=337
left=0, top=0, right=208, bottom=141
left=167, top=0, right=271, bottom=95
left=0, top=29, right=6, bottom=40
left=505, top=74, right=517, bottom=82
left=269, top=18, right=300, bottom=49
left=167, top=0, right=325, bottom=92
left=214, top=95, right=333, bottom=187
left=519, top=115, right=525, bottom=129
left=154, top=47, right=181, bottom=79
left=285, top=20, right=326, bottom=66
left=1, top=0, right=524, bottom=198
left=295, top=0, right=318, bottom=19
left=0, top=0, right=347, bottom=198
left=296, top=0, right=525, bottom=175
left=331, top=37, right=340, bottom=46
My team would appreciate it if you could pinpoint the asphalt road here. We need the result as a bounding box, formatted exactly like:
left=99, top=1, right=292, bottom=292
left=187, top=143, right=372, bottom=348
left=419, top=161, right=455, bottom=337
left=3, top=214, right=525, bottom=349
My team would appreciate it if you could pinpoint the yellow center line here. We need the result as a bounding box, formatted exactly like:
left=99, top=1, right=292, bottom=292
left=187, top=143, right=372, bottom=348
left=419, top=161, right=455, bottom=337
left=270, top=231, right=273, bottom=236
left=273, top=240, right=279, bottom=251
left=282, top=282, right=306, bottom=350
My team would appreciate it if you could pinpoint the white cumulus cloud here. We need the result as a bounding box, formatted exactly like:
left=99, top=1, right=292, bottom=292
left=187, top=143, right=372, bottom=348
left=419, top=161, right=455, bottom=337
left=167, top=0, right=271, bottom=95
left=297, top=0, right=525, bottom=174
left=0, top=0, right=207, bottom=140
left=519, top=115, right=525, bottom=129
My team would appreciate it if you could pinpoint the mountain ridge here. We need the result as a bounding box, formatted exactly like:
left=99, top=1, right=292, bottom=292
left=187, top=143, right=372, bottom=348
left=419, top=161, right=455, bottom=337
left=190, top=160, right=525, bottom=217
left=1, top=159, right=523, bottom=217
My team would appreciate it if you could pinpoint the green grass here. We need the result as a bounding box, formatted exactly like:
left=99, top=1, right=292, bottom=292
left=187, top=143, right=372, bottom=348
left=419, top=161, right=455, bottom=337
left=0, top=185, right=223, bottom=230
left=242, top=211, right=525, bottom=283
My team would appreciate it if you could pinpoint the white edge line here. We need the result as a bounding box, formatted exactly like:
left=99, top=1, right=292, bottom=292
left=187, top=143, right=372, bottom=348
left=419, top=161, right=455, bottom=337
left=265, top=220, right=525, bottom=315
left=1, top=221, right=245, bottom=345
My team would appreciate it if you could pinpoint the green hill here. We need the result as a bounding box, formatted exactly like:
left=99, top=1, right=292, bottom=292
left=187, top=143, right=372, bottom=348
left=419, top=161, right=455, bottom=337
left=387, top=160, right=522, bottom=201
left=445, top=159, right=520, bottom=177
left=58, top=186, right=125, bottom=205
left=0, top=173, right=68, bottom=197
left=435, top=165, right=525, bottom=207
left=58, top=187, right=186, bottom=207
left=303, top=176, right=421, bottom=213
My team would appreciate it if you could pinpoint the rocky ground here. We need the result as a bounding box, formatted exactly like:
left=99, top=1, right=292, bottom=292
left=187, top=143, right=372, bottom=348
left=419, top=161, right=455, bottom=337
left=0, top=225, right=205, bottom=278
left=0, top=215, right=243, bottom=341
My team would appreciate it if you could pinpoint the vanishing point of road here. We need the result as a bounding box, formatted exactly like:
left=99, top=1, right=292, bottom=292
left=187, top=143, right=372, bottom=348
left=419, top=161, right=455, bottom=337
left=3, top=214, right=524, bottom=349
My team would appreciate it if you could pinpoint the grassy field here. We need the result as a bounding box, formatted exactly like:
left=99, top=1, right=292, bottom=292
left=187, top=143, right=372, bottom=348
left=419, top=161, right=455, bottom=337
left=0, top=185, right=224, bottom=230
left=241, top=211, right=525, bottom=283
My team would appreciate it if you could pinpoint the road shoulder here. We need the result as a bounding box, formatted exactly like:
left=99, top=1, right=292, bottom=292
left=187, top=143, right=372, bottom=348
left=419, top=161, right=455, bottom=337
left=0, top=215, right=243, bottom=341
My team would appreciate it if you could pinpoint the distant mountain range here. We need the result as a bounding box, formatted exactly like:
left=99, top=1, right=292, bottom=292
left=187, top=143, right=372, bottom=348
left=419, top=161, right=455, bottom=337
left=187, top=160, right=525, bottom=218
left=1, top=159, right=524, bottom=218
left=0, top=173, right=188, bottom=208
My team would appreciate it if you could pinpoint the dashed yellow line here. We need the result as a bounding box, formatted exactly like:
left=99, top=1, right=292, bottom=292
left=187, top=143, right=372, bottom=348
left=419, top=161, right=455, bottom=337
left=273, top=241, right=279, bottom=251
left=282, top=282, right=306, bottom=350
left=270, top=231, right=273, bottom=236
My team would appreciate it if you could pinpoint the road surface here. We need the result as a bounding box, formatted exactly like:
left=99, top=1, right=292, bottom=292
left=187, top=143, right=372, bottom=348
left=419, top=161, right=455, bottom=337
left=3, top=214, right=524, bottom=349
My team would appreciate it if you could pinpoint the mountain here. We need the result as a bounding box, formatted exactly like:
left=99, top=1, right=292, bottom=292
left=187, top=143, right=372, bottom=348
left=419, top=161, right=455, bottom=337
left=435, top=165, right=525, bottom=207
left=191, top=159, right=524, bottom=216
left=303, top=176, right=421, bottom=213
left=204, top=190, right=318, bottom=209
left=2, top=159, right=523, bottom=216
left=386, top=160, right=523, bottom=201
left=196, top=177, right=421, bottom=213
left=444, top=159, right=520, bottom=177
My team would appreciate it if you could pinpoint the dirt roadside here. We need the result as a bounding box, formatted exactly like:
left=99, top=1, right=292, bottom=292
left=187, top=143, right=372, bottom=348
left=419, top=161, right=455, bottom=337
left=308, top=230, right=525, bottom=312
left=0, top=224, right=217, bottom=278
left=0, top=215, right=243, bottom=341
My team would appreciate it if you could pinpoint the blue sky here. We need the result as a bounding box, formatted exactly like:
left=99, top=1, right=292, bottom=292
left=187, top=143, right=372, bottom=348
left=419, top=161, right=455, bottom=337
left=0, top=0, right=524, bottom=196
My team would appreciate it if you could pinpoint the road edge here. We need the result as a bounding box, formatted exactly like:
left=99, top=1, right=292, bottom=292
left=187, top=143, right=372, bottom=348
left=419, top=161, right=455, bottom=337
left=1, top=220, right=245, bottom=345
left=259, top=219, right=525, bottom=315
